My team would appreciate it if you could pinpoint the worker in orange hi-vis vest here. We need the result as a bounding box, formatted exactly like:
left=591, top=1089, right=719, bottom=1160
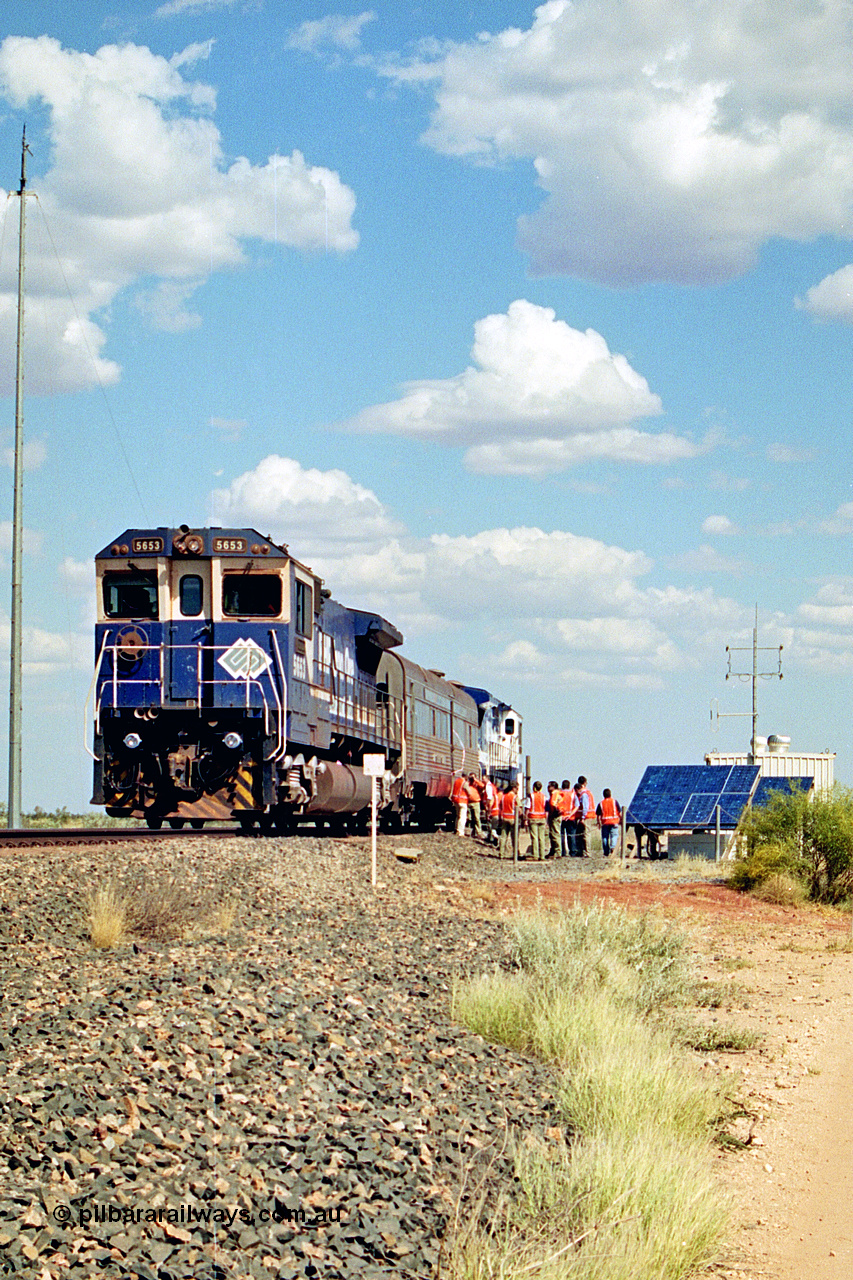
left=572, top=776, right=595, bottom=858
left=451, top=774, right=469, bottom=837
left=483, top=776, right=500, bottom=846
left=467, top=773, right=485, bottom=839
left=546, top=781, right=562, bottom=859
left=498, top=782, right=519, bottom=860
left=559, top=778, right=577, bottom=857
left=524, top=780, right=548, bottom=861
left=596, top=789, right=622, bottom=858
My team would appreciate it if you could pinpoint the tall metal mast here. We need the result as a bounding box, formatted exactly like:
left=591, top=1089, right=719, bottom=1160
left=8, top=127, right=30, bottom=829
left=721, top=605, right=783, bottom=757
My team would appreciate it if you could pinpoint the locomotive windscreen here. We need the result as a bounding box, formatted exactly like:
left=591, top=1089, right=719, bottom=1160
left=222, top=574, right=282, bottom=616
left=102, top=571, right=159, bottom=619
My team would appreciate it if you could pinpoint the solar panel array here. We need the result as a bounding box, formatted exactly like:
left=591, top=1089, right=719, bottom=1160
left=752, top=776, right=814, bottom=806
left=626, top=764, right=760, bottom=829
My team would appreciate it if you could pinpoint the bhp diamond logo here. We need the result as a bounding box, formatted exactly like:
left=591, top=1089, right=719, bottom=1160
left=217, top=638, right=272, bottom=680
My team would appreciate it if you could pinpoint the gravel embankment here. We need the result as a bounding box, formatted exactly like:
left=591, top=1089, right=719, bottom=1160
left=0, top=831, right=591, bottom=1280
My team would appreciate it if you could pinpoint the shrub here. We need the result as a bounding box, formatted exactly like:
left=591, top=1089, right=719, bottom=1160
left=727, top=839, right=804, bottom=892
left=734, top=786, right=853, bottom=902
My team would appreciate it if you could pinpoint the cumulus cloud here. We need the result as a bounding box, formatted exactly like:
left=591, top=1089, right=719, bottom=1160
left=211, top=455, right=853, bottom=694
left=58, top=557, right=92, bottom=596
left=286, top=12, right=376, bottom=55
left=0, top=36, right=358, bottom=395
left=382, top=0, right=853, bottom=284
left=798, top=264, right=853, bottom=322
left=668, top=544, right=750, bottom=574
left=766, top=441, right=815, bottom=463
left=2, top=438, right=47, bottom=471
left=209, top=452, right=751, bottom=682
left=819, top=502, right=853, bottom=535
left=210, top=455, right=402, bottom=558
left=133, top=281, right=203, bottom=333
left=0, top=521, right=43, bottom=556
left=0, top=613, right=89, bottom=674
left=156, top=0, right=252, bottom=17
left=209, top=416, right=247, bottom=436
left=338, top=300, right=694, bottom=475
left=556, top=616, right=677, bottom=662
left=799, top=602, right=853, bottom=627
left=784, top=581, right=853, bottom=672
left=702, top=515, right=740, bottom=536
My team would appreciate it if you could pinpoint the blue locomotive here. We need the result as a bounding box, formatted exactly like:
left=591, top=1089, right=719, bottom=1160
left=90, top=526, right=522, bottom=831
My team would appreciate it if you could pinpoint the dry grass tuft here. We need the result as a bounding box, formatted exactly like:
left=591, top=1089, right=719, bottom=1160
left=201, top=896, right=238, bottom=936
left=592, top=862, right=623, bottom=882
left=752, top=872, right=808, bottom=906
left=86, top=882, right=128, bottom=949
left=84, top=871, right=239, bottom=947
left=668, top=853, right=725, bottom=879
left=464, top=884, right=500, bottom=906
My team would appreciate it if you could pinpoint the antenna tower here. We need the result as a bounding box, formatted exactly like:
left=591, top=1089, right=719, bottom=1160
left=711, top=605, right=782, bottom=757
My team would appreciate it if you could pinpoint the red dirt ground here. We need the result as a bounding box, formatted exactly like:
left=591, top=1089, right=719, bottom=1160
left=484, top=875, right=852, bottom=934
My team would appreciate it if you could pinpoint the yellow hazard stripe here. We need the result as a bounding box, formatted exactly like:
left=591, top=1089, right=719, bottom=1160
left=231, top=765, right=257, bottom=810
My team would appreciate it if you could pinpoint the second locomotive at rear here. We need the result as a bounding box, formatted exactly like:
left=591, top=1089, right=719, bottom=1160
left=90, top=526, right=521, bottom=831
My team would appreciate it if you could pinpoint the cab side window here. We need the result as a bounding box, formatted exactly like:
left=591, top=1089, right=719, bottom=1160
left=295, top=580, right=312, bottom=638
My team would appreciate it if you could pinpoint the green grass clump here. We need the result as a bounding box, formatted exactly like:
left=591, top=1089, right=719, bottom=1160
left=448, top=905, right=732, bottom=1280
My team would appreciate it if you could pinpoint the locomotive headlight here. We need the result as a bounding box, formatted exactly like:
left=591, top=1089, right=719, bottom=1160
left=123, top=732, right=142, bottom=750
left=223, top=732, right=243, bottom=750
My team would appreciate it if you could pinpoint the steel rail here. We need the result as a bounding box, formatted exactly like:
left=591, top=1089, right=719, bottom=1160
left=0, top=825, right=257, bottom=849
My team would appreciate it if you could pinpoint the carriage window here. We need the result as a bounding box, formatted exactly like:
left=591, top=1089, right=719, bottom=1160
left=295, top=580, right=312, bottom=638
left=222, top=574, right=282, bottom=616
left=179, top=575, right=203, bottom=617
left=103, top=572, right=159, bottom=619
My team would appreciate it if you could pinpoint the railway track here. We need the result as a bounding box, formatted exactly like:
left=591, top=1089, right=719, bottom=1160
left=0, top=825, right=246, bottom=848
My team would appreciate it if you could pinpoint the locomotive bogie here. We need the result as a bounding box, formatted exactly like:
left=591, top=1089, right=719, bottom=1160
left=89, top=526, right=520, bottom=831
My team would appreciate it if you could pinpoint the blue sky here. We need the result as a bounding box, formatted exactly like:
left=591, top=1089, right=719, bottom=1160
left=1, top=0, right=853, bottom=811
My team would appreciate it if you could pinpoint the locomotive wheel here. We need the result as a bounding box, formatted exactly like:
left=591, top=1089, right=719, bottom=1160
left=168, top=818, right=185, bottom=830
left=145, top=813, right=163, bottom=830
left=189, top=819, right=205, bottom=829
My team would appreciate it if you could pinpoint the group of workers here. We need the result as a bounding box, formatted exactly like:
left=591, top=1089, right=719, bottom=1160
left=450, top=773, right=624, bottom=861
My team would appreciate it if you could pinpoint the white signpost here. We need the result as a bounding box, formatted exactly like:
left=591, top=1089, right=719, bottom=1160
left=362, top=754, right=386, bottom=887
